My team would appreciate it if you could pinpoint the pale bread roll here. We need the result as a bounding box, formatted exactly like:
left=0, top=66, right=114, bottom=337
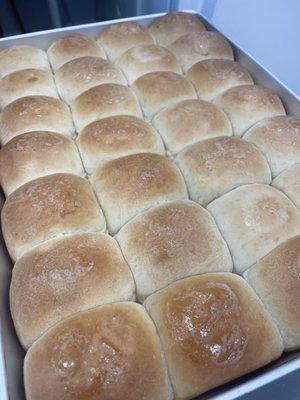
left=207, top=184, right=300, bottom=274
left=55, top=56, right=126, bottom=104
left=1, top=173, right=106, bottom=261
left=47, top=34, right=105, bottom=70
left=117, top=44, right=181, bottom=84
left=132, top=71, right=196, bottom=120
left=186, top=59, right=253, bottom=101
left=144, top=273, right=283, bottom=399
left=71, top=83, right=142, bottom=132
left=176, top=137, right=271, bottom=206
left=272, top=164, right=300, bottom=210
left=24, top=302, right=173, bottom=400
left=10, top=232, right=135, bottom=349
left=0, top=95, right=75, bottom=145
left=0, top=68, right=58, bottom=108
left=91, top=153, right=188, bottom=234
left=117, top=200, right=232, bottom=301
left=97, top=22, right=154, bottom=62
left=152, top=99, right=232, bottom=155
left=214, top=85, right=286, bottom=137
left=244, top=236, right=300, bottom=351
left=0, top=131, right=84, bottom=196
left=0, top=45, right=50, bottom=78
left=77, top=115, right=165, bottom=174
left=168, top=32, right=234, bottom=73
left=149, top=12, right=206, bottom=47
left=243, top=116, right=300, bottom=177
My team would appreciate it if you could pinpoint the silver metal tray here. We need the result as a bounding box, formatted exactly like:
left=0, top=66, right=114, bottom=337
left=0, top=11, right=299, bottom=400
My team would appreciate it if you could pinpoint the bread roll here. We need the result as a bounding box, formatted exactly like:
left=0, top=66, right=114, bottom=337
left=97, top=22, right=154, bottom=62
left=132, top=71, right=196, bottom=120
left=55, top=56, right=126, bottom=104
left=152, top=99, right=232, bottom=155
left=243, top=116, right=300, bottom=177
left=77, top=115, right=165, bottom=174
left=149, top=12, right=206, bottom=47
left=0, top=95, right=74, bottom=145
left=117, top=200, right=232, bottom=301
left=117, top=44, right=181, bottom=84
left=24, top=302, right=172, bottom=400
left=272, top=164, right=300, bottom=210
left=168, top=32, right=234, bottom=73
left=144, top=273, right=283, bottom=399
left=47, top=34, right=105, bottom=70
left=207, top=184, right=300, bottom=274
left=91, top=153, right=188, bottom=234
left=1, top=173, right=106, bottom=261
left=244, top=236, right=300, bottom=350
left=186, top=59, right=253, bottom=101
left=214, top=85, right=285, bottom=137
left=0, top=45, right=50, bottom=78
left=10, top=232, right=135, bottom=349
left=0, top=131, right=84, bottom=196
left=0, top=68, right=58, bottom=108
left=71, top=83, right=142, bottom=132
left=176, top=137, right=271, bottom=206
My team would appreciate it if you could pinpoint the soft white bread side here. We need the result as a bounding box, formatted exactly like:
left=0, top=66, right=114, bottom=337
left=0, top=45, right=50, bottom=78
left=77, top=115, right=165, bottom=174
left=152, top=99, right=232, bottom=155
left=176, top=137, right=271, bottom=206
left=97, top=22, right=154, bottom=62
left=24, top=302, right=173, bottom=400
left=90, top=152, right=188, bottom=234
left=186, top=59, right=253, bottom=101
left=117, top=44, right=181, bottom=84
left=55, top=56, right=126, bottom=104
left=144, top=273, right=283, bottom=400
left=243, top=116, right=300, bottom=177
left=71, top=83, right=142, bottom=132
left=207, top=184, right=300, bottom=274
left=0, top=69, right=58, bottom=108
left=1, top=173, right=106, bottom=261
left=214, top=85, right=286, bottom=137
left=168, top=31, right=234, bottom=73
left=244, top=236, right=300, bottom=351
left=0, top=131, right=84, bottom=196
left=47, top=34, right=105, bottom=70
left=117, top=200, right=232, bottom=301
left=272, top=163, right=300, bottom=210
left=10, top=232, right=135, bottom=349
left=0, top=95, right=75, bottom=145
left=132, top=71, right=197, bottom=120
left=149, top=12, right=206, bottom=47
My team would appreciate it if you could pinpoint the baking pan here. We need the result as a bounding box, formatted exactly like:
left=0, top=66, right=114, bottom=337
left=0, top=11, right=299, bottom=400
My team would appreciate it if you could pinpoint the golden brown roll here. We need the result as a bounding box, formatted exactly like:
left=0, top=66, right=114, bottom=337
left=244, top=236, right=300, bottom=350
left=117, top=200, right=232, bottom=301
left=152, top=99, right=232, bottom=155
left=1, top=173, right=106, bottom=261
left=272, top=163, right=300, bottom=210
left=47, top=33, right=105, bottom=70
left=24, top=302, right=173, bottom=400
left=77, top=115, right=165, bottom=174
left=186, top=59, right=253, bottom=101
left=207, top=184, right=300, bottom=274
left=10, top=232, right=135, bottom=349
left=97, top=21, right=154, bottom=61
left=144, top=273, right=283, bottom=399
left=91, top=153, right=188, bottom=234
left=0, top=95, right=75, bottom=145
left=149, top=12, right=206, bottom=47
left=55, top=56, right=126, bottom=104
left=0, top=131, right=84, bottom=196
